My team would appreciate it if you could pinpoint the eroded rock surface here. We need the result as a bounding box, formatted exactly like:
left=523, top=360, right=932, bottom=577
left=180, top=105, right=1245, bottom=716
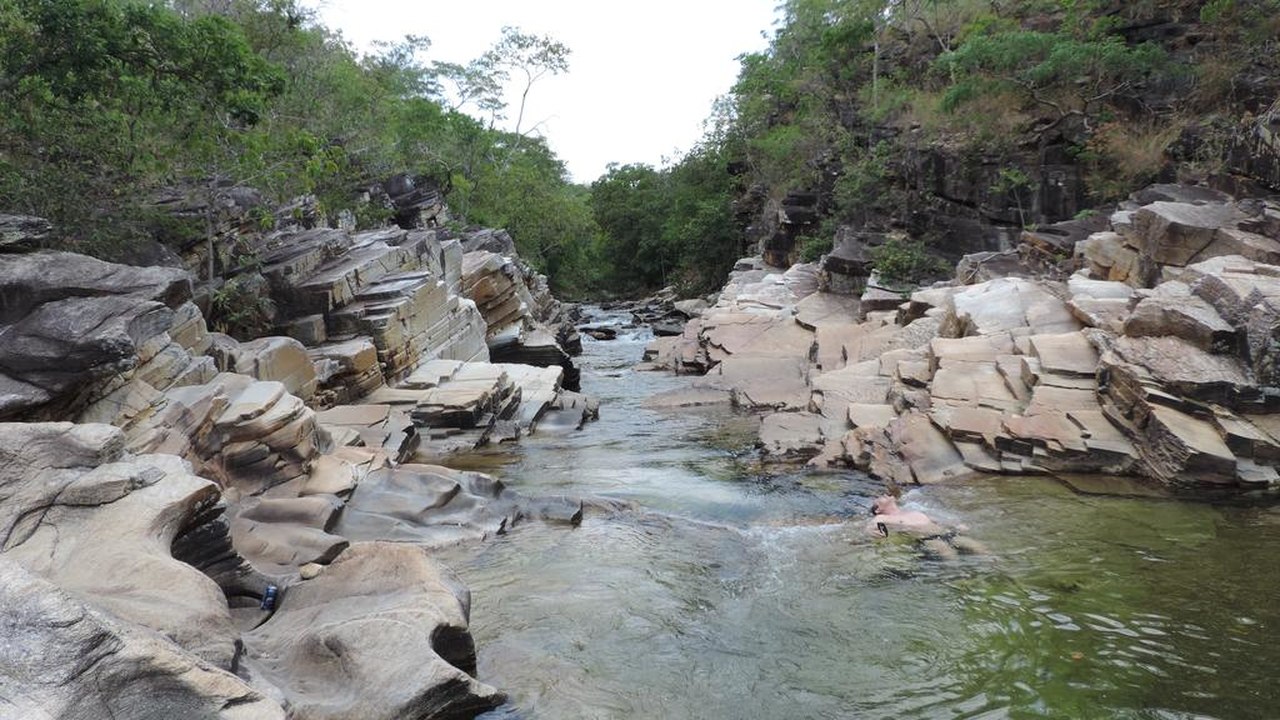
left=243, top=542, right=505, bottom=720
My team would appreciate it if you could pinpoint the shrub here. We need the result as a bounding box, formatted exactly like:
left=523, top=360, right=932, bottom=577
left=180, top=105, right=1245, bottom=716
left=870, top=235, right=950, bottom=285
left=797, top=234, right=830, bottom=263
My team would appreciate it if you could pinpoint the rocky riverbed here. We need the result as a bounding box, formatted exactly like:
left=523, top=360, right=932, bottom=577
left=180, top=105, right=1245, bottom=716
left=2, top=180, right=1279, bottom=719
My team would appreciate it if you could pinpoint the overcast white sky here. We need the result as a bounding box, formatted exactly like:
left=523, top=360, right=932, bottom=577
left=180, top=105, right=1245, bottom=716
left=302, top=1, right=778, bottom=183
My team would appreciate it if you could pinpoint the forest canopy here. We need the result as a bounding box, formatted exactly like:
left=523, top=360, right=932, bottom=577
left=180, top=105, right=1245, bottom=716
left=3, top=0, right=1278, bottom=296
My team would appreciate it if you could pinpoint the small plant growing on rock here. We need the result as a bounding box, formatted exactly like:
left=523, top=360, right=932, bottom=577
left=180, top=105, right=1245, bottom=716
left=210, top=276, right=275, bottom=340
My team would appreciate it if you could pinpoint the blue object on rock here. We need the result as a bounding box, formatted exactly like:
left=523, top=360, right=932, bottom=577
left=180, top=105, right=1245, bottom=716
left=261, top=584, right=278, bottom=611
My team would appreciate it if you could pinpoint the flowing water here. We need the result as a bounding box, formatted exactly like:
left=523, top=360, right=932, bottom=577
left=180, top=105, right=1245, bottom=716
left=435, top=309, right=1280, bottom=720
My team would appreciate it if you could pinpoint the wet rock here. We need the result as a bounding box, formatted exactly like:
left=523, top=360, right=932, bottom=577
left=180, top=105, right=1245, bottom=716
left=758, top=412, right=825, bottom=460
left=335, top=465, right=581, bottom=546
left=243, top=542, right=505, bottom=720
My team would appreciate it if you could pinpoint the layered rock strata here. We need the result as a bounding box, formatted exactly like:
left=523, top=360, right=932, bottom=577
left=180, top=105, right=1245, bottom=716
left=0, top=223, right=597, bottom=716
left=650, top=184, right=1280, bottom=491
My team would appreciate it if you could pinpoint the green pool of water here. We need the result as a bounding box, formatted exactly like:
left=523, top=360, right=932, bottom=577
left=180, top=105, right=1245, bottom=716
left=434, top=314, right=1280, bottom=720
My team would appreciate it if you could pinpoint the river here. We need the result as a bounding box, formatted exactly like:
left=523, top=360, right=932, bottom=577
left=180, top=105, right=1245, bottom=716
left=433, top=308, right=1280, bottom=720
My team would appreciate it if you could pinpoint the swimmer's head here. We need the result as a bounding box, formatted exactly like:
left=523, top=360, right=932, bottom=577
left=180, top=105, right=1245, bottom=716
left=870, top=495, right=898, bottom=516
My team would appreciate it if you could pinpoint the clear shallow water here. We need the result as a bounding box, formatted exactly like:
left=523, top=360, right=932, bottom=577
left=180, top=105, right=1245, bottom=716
left=436, top=309, right=1280, bottom=720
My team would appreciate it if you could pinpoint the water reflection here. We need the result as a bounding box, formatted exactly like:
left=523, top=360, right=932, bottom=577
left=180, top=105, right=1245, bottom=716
left=430, top=311, right=1280, bottom=720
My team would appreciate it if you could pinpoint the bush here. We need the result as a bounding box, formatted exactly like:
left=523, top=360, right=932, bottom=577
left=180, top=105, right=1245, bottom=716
left=870, top=235, right=950, bottom=285
left=797, top=234, right=830, bottom=262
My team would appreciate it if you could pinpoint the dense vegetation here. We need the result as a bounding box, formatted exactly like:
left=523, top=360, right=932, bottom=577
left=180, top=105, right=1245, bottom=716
left=590, top=0, right=1280, bottom=288
left=0, top=0, right=600, bottom=292
left=3, top=0, right=1278, bottom=297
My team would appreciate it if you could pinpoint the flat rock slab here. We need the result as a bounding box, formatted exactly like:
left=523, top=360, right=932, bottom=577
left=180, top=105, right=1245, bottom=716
left=931, top=405, right=1005, bottom=445
left=716, top=356, right=811, bottom=410
left=847, top=402, right=898, bottom=429
left=930, top=335, right=1017, bottom=368
left=947, top=278, right=1081, bottom=337
left=758, top=412, right=825, bottom=460
left=931, top=361, right=1021, bottom=411
left=1025, top=384, right=1099, bottom=415
left=1028, top=332, right=1099, bottom=377
left=794, top=292, right=860, bottom=330
left=643, top=384, right=733, bottom=409
left=895, top=413, right=972, bottom=484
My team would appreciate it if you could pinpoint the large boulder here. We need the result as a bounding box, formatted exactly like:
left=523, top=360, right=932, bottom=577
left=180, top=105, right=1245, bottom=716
left=0, top=557, right=282, bottom=720
left=0, top=423, right=242, bottom=667
left=243, top=542, right=505, bottom=720
left=0, top=252, right=195, bottom=420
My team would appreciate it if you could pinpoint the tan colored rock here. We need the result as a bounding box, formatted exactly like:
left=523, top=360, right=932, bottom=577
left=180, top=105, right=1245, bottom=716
left=794, top=292, right=859, bottom=330
left=944, top=278, right=1080, bottom=337
left=230, top=494, right=348, bottom=572
left=233, top=336, right=318, bottom=402
left=931, top=361, right=1022, bottom=412
left=894, top=413, right=973, bottom=484
left=717, top=356, right=811, bottom=410
left=0, top=423, right=241, bottom=668
left=847, top=403, right=898, bottom=429
left=243, top=542, right=504, bottom=719
left=1141, top=405, right=1238, bottom=485
left=1076, top=231, right=1139, bottom=283
left=309, top=337, right=385, bottom=406
left=1107, top=335, right=1261, bottom=410
left=1123, top=281, right=1237, bottom=352
left=759, top=412, right=825, bottom=460
left=1028, top=332, right=1099, bottom=377
left=1132, top=201, right=1248, bottom=271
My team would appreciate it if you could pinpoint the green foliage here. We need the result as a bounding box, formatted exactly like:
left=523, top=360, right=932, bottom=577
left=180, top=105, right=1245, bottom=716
left=0, top=0, right=597, bottom=292
left=586, top=141, right=743, bottom=295
left=938, top=30, right=1170, bottom=120
left=870, top=235, right=949, bottom=285
left=209, top=275, right=274, bottom=338
left=0, top=0, right=282, bottom=254
left=797, top=234, right=829, bottom=262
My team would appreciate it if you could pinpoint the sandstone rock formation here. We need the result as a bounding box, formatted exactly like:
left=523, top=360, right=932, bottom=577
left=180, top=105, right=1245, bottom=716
left=0, top=212, right=598, bottom=717
left=652, top=183, right=1280, bottom=491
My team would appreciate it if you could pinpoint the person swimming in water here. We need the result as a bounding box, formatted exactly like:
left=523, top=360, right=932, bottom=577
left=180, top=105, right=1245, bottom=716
left=866, top=494, right=987, bottom=559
